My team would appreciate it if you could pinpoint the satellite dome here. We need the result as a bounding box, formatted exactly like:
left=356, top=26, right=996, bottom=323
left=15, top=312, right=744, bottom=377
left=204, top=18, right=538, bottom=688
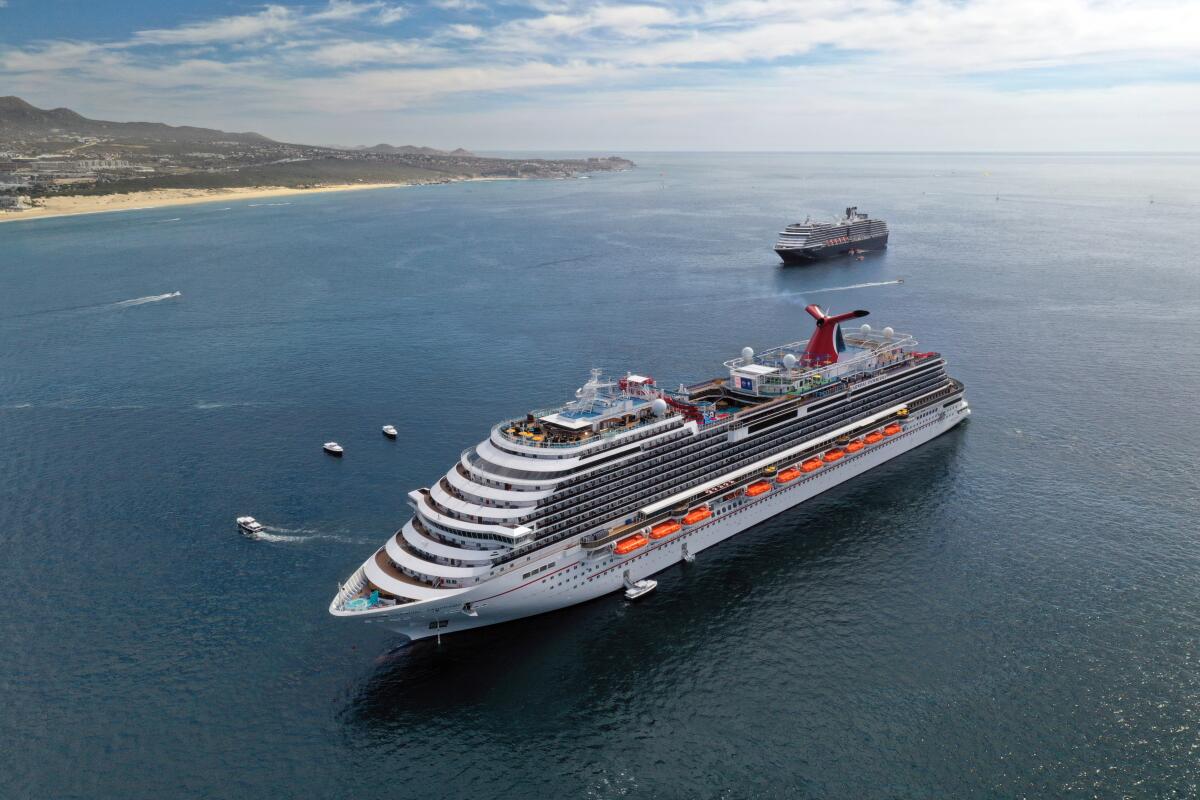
left=883, top=326, right=894, bottom=339
left=860, top=323, right=872, bottom=334
left=782, top=353, right=797, bottom=369
left=741, top=346, right=754, bottom=363
left=651, top=398, right=668, bottom=416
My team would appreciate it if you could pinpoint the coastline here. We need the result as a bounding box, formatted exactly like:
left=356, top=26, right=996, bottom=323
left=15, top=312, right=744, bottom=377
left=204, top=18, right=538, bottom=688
left=0, top=182, right=412, bottom=224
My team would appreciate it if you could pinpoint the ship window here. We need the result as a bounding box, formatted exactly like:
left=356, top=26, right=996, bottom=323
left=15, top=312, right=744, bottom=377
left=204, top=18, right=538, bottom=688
left=428, top=621, right=438, bottom=629
left=438, top=619, right=449, bottom=628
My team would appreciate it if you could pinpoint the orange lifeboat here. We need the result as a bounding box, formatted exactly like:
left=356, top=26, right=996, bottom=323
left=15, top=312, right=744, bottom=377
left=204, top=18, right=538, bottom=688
left=864, top=431, right=884, bottom=444
left=822, top=448, right=845, bottom=463
left=683, top=506, right=712, bottom=526
left=883, top=423, right=902, bottom=436
left=845, top=439, right=865, bottom=453
left=776, top=467, right=802, bottom=483
left=614, top=533, right=649, bottom=555
left=801, top=458, right=823, bottom=472
left=650, top=520, right=682, bottom=539
left=746, top=481, right=772, bottom=497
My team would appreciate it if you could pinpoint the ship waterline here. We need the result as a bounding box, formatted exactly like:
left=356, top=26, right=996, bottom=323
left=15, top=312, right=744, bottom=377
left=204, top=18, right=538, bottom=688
left=331, top=304, right=968, bottom=641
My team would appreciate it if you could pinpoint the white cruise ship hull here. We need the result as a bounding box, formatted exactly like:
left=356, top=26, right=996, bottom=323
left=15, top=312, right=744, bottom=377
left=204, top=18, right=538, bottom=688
left=356, top=398, right=970, bottom=642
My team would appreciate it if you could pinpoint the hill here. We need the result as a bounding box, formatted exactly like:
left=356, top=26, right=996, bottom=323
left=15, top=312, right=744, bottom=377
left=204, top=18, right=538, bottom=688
left=0, top=96, right=271, bottom=145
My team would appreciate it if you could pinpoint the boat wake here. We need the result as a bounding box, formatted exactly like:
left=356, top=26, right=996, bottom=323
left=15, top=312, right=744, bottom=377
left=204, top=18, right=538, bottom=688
left=803, top=279, right=904, bottom=295
left=111, top=291, right=182, bottom=308
left=0, top=291, right=182, bottom=321
left=676, top=279, right=903, bottom=308
left=251, top=525, right=368, bottom=545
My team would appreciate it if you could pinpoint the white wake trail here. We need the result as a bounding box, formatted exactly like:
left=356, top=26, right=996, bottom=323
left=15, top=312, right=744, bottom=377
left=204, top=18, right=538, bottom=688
left=111, top=291, right=182, bottom=308
left=802, top=279, right=903, bottom=295
left=252, top=525, right=369, bottom=544
left=677, top=279, right=903, bottom=307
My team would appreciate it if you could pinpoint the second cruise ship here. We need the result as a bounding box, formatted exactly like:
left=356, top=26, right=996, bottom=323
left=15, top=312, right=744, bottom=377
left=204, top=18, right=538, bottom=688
left=330, top=305, right=969, bottom=640
left=775, top=206, right=889, bottom=263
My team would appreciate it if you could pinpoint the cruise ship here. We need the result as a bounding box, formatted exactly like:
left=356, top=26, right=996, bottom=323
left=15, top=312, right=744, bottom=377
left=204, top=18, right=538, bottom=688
left=330, top=305, right=969, bottom=641
left=775, top=207, right=889, bottom=264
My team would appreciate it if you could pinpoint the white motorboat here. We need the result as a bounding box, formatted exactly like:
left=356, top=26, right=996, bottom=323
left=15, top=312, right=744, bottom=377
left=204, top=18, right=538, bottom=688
left=323, top=442, right=344, bottom=456
left=237, top=516, right=264, bottom=537
left=624, top=577, right=658, bottom=601
left=382, top=425, right=398, bottom=439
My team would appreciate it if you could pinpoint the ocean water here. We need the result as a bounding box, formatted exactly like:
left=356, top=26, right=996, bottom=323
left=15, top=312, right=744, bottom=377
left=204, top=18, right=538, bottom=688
left=2, top=153, right=1199, bottom=799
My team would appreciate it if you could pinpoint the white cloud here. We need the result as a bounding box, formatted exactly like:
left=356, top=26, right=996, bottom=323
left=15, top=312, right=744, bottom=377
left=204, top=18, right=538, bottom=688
left=444, top=24, right=485, bottom=39
left=132, top=6, right=299, bottom=46
left=378, top=5, right=411, bottom=24
left=306, top=39, right=435, bottom=66
left=2, top=0, right=1197, bottom=149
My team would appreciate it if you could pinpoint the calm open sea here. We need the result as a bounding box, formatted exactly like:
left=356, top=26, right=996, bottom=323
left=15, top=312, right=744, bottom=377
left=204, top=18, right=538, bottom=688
left=2, top=154, right=1199, bottom=799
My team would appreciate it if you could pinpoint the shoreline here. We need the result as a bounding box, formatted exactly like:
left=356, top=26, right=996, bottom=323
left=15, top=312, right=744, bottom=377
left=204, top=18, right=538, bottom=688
left=0, top=182, right=414, bottom=224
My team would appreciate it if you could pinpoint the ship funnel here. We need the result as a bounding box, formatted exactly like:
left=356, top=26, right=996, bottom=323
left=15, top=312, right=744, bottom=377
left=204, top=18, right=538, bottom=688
left=802, top=305, right=868, bottom=365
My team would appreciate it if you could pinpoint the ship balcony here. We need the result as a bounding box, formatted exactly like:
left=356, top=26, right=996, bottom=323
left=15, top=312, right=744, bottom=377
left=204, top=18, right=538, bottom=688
left=413, top=489, right=534, bottom=544
left=446, top=462, right=555, bottom=504
left=429, top=478, right=536, bottom=522
left=363, top=549, right=472, bottom=602
left=402, top=518, right=501, bottom=566
left=385, top=534, right=492, bottom=583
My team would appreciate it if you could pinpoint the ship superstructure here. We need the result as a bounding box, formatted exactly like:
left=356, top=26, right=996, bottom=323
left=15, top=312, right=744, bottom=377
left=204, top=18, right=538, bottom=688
left=775, top=206, right=889, bottom=263
left=330, top=305, right=969, bottom=640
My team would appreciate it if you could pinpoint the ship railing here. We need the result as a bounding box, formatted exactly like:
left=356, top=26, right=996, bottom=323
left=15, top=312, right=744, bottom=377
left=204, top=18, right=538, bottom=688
left=333, top=565, right=369, bottom=609
left=495, top=410, right=676, bottom=449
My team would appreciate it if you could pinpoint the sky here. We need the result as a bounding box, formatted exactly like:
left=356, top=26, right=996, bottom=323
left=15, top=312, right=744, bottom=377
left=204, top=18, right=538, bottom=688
left=1, top=0, right=1198, bottom=150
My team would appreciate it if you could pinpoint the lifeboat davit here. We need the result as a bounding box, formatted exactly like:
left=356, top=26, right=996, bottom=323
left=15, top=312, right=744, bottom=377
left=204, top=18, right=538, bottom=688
left=864, top=431, right=884, bottom=444
left=822, top=448, right=845, bottom=462
left=845, top=439, right=865, bottom=453
left=650, top=520, right=682, bottom=539
left=683, top=506, right=712, bottom=526
left=776, top=467, right=802, bottom=483
left=614, top=533, right=649, bottom=555
left=801, top=458, right=823, bottom=472
left=746, top=481, right=772, bottom=496
left=883, top=423, right=902, bottom=436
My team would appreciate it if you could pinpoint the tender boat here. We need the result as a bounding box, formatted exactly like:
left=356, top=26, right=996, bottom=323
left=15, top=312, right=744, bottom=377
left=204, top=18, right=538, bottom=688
left=382, top=425, right=398, bottom=439
left=237, top=516, right=264, bottom=537
left=323, top=442, right=344, bottom=456
left=682, top=506, right=712, bottom=525
left=746, top=481, right=773, bottom=496
left=623, top=572, right=657, bottom=600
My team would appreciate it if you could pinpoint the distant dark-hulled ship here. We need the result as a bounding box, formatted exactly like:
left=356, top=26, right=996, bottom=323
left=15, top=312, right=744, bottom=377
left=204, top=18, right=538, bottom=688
left=774, top=207, right=889, bottom=264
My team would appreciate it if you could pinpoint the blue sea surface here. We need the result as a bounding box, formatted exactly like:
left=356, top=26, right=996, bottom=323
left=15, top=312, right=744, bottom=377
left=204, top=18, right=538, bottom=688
left=2, top=154, right=1199, bottom=798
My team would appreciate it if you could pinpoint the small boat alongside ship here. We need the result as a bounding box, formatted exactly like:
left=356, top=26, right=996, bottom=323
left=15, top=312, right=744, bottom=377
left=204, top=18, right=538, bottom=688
left=775, top=206, right=889, bottom=264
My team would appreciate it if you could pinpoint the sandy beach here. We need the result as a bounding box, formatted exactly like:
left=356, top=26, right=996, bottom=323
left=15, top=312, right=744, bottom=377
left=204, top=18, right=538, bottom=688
left=0, top=182, right=410, bottom=224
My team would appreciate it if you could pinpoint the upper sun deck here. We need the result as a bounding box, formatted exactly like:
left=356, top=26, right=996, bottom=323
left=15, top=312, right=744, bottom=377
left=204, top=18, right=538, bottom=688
left=495, top=313, right=926, bottom=451
left=725, top=325, right=918, bottom=398
left=497, top=369, right=688, bottom=449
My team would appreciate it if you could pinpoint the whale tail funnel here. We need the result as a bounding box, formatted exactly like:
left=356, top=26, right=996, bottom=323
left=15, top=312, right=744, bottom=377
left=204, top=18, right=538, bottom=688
left=802, top=305, right=869, bottom=365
